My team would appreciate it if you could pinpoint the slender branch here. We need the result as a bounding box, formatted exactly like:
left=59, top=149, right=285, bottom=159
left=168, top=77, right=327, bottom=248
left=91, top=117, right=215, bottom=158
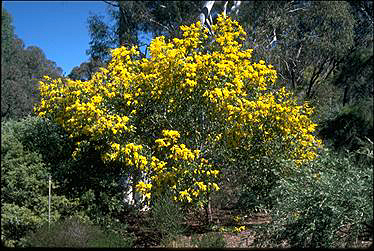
left=288, top=7, right=306, bottom=13
left=223, top=1, right=228, bottom=17
left=149, top=18, right=170, bottom=31
left=102, top=0, right=119, bottom=8
left=307, top=57, right=330, bottom=97
left=296, top=44, right=302, bottom=59
left=269, top=28, right=277, bottom=49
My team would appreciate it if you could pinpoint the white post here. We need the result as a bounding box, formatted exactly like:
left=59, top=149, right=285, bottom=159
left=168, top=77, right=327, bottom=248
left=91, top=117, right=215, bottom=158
left=48, top=175, right=51, bottom=230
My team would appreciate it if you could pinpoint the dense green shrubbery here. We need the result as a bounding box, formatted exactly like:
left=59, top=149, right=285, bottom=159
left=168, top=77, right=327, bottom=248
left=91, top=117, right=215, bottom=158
left=319, top=97, right=373, bottom=153
left=1, top=116, right=135, bottom=247
left=7, top=115, right=74, bottom=167
left=1, top=117, right=79, bottom=247
left=254, top=148, right=373, bottom=248
left=233, top=154, right=294, bottom=211
left=24, top=216, right=133, bottom=247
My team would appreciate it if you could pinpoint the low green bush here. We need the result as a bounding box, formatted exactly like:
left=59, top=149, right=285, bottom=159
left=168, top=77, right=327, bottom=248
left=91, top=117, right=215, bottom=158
left=149, top=192, right=187, bottom=245
left=254, top=148, right=373, bottom=248
left=191, top=232, right=226, bottom=248
left=0, top=116, right=135, bottom=244
left=232, top=147, right=296, bottom=212
left=5, top=115, right=74, bottom=167
left=24, top=216, right=133, bottom=247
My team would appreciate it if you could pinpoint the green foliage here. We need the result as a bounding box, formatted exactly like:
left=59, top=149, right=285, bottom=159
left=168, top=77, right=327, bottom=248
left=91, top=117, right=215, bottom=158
left=1, top=118, right=78, bottom=247
left=229, top=139, right=298, bottom=211
left=232, top=158, right=278, bottom=211
left=86, top=13, right=116, bottom=63
left=4, top=115, right=73, bottom=167
left=86, top=1, right=203, bottom=63
left=68, top=57, right=104, bottom=81
left=25, top=216, right=133, bottom=248
left=1, top=8, right=15, bottom=63
left=254, top=148, right=373, bottom=248
left=0, top=117, right=127, bottom=246
left=149, top=192, right=187, bottom=244
left=332, top=47, right=373, bottom=106
left=1, top=204, right=46, bottom=247
left=237, top=0, right=373, bottom=116
left=2, top=116, right=135, bottom=230
left=191, top=232, right=226, bottom=248
left=319, top=97, right=373, bottom=152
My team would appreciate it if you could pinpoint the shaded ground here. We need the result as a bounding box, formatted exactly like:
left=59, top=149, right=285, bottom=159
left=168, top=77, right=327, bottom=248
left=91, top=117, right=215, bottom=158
left=171, top=208, right=271, bottom=248
left=127, top=208, right=272, bottom=248
left=126, top=208, right=372, bottom=248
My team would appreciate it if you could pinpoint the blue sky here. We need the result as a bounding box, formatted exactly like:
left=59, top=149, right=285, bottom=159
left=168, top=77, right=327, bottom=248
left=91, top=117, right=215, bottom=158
left=3, top=1, right=152, bottom=76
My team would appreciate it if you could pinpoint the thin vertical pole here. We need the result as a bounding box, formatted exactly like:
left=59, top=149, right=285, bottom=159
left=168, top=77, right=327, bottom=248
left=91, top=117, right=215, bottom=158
left=48, top=175, right=51, bottom=230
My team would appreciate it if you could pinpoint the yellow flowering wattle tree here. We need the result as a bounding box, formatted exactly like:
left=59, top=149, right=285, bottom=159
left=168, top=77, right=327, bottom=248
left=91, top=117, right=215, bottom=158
left=35, top=15, right=322, bottom=211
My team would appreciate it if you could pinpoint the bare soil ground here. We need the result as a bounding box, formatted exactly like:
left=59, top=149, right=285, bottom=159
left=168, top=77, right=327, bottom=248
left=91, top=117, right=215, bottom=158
left=168, top=208, right=271, bottom=248
left=128, top=208, right=272, bottom=248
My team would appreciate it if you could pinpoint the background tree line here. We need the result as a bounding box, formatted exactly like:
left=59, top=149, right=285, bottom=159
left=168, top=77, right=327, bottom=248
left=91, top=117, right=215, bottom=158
left=1, top=8, right=63, bottom=121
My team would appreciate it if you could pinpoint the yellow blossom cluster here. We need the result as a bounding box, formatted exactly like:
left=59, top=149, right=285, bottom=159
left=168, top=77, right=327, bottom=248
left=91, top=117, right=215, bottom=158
left=135, top=182, right=152, bottom=200
left=233, top=226, right=246, bottom=233
left=140, top=130, right=221, bottom=204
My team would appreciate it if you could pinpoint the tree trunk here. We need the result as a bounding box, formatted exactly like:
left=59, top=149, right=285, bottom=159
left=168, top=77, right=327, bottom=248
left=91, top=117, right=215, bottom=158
left=199, top=1, right=242, bottom=34
left=205, top=192, right=213, bottom=224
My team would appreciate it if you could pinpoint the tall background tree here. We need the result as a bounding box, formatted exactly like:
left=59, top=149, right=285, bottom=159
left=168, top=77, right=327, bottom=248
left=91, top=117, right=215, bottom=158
left=75, top=1, right=244, bottom=81
left=84, top=1, right=372, bottom=104
left=1, top=8, right=63, bottom=121
left=85, top=1, right=203, bottom=63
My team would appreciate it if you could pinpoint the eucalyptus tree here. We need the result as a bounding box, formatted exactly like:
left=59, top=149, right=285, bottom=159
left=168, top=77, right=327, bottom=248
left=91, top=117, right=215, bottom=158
left=333, top=1, right=373, bottom=107
left=1, top=8, right=62, bottom=121
left=198, top=1, right=242, bottom=33
left=237, top=1, right=357, bottom=102
left=86, top=1, right=204, bottom=63
left=86, top=1, right=244, bottom=62
left=68, top=57, right=103, bottom=81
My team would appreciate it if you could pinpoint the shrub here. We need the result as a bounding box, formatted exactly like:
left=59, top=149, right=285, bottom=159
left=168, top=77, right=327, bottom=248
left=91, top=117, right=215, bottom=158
left=234, top=155, right=295, bottom=211
left=191, top=232, right=226, bottom=248
left=254, top=148, right=373, bottom=248
left=0, top=116, right=135, bottom=233
left=1, top=118, right=78, bottom=247
left=25, top=216, right=133, bottom=247
left=5, top=115, right=73, bottom=167
left=149, top=192, right=187, bottom=245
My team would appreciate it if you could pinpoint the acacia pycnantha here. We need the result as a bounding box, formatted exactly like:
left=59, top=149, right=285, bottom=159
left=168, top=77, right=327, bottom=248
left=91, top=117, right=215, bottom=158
left=35, top=15, right=322, bottom=207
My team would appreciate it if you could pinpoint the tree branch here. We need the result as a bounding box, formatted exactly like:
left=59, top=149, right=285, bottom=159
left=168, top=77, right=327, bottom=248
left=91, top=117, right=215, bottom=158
left=229, top=1, right=241, bottom=16
left=199, top=1, right=215, bottom=34
left=102, top=0, right=119, bottom=8
left=149, top=18, right=170, bottom=32
left=288, top=7, right=306, bottom=13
